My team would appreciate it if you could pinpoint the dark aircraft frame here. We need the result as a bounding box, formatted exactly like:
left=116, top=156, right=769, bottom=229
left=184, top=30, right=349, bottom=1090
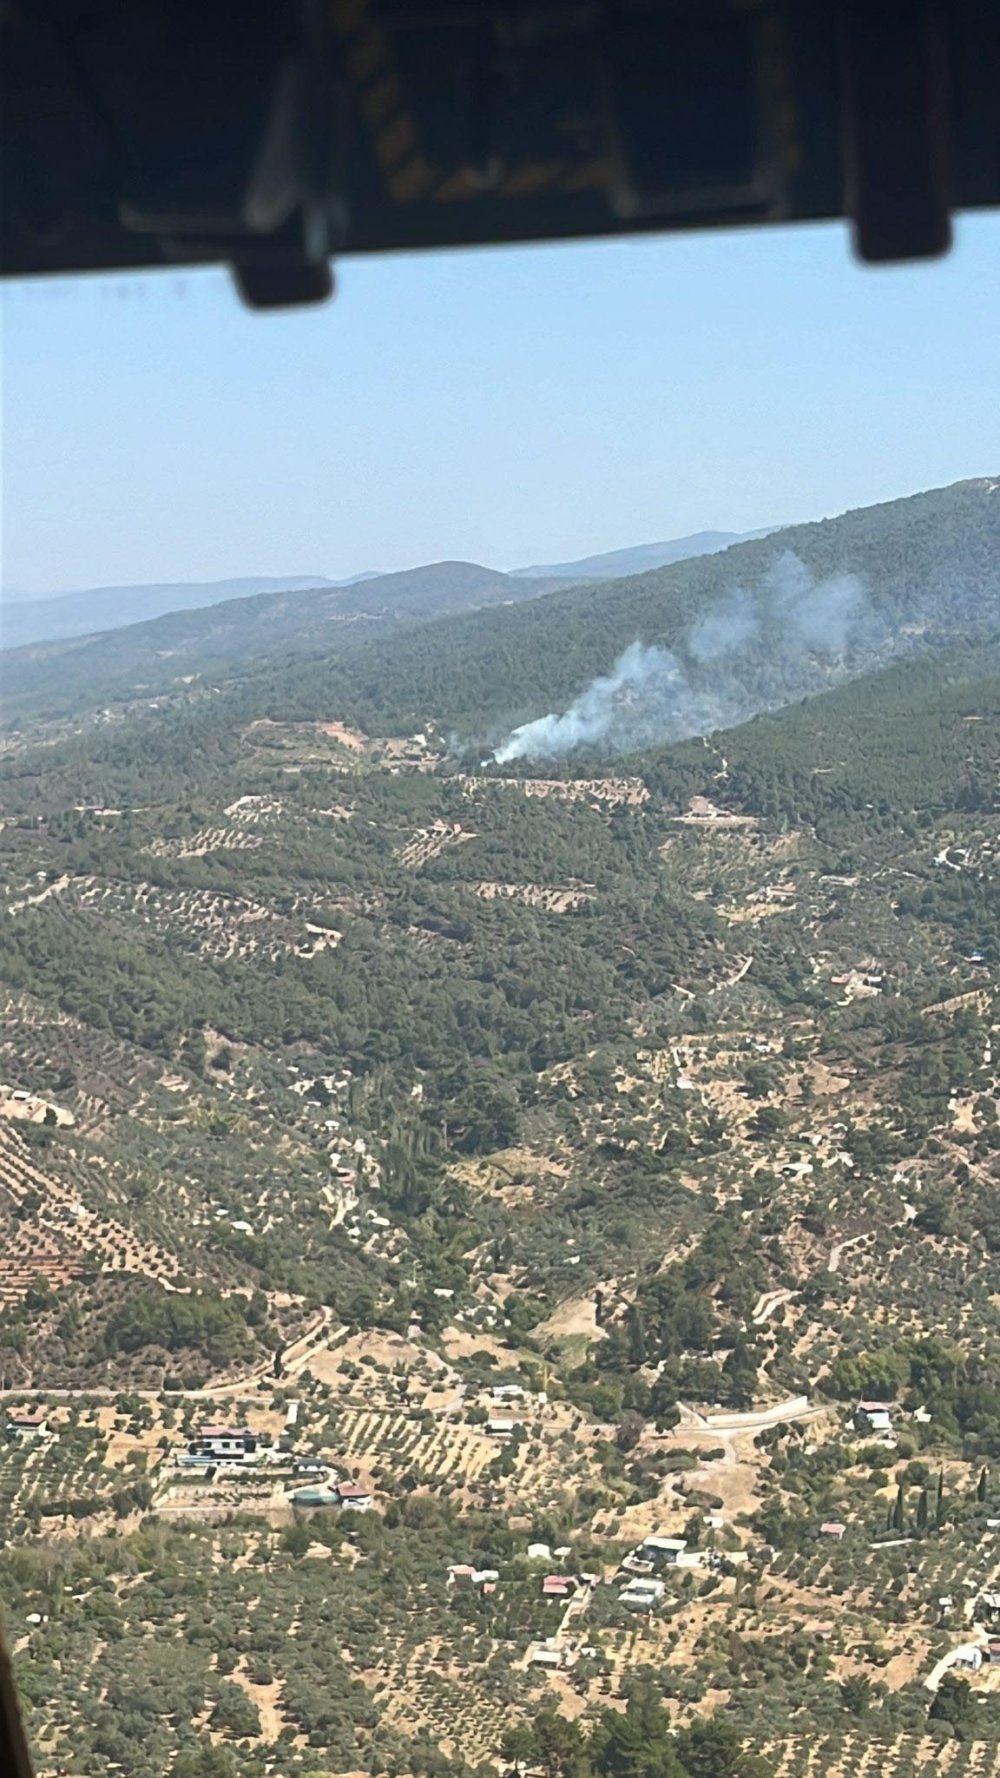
left=3, top=1, right=999, bottom=308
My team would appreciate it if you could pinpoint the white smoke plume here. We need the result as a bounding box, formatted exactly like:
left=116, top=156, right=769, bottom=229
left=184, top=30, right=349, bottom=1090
left=491, top=551, right=868, bottom=765
left=687, top=586, right=758, bottom=663
left=493, top=641, right=692, bottom=765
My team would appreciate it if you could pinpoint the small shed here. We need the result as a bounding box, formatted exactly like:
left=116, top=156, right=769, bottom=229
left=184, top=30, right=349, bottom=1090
left=447, top=1564, right=477, bottom=1587
left=542, top=1575, right=574, bottom=1598
left=620, top=1577, right=665, bottom=1610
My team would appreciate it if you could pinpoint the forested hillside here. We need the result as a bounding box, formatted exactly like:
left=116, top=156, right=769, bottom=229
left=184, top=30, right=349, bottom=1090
left=1, top=560, right=561, bottom=719
left=4, top=479, right=998, bottom=750
left=227, top=476, right=1000, bottom=745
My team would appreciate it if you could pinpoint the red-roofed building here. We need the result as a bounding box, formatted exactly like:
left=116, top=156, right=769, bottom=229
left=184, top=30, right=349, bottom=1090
left=337, top=1482, right=373, bottom=1512
left=447, top=1564, right=477, bottom=1586
left=7, top=1411, right=49, bottom=1439
left=541, top=1575, right=574, bottom=1598
left=194, top=1427, right=258, bottom=1460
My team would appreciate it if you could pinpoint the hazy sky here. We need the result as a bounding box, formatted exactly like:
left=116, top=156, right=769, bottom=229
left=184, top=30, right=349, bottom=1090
left=3, top=214, right=1000, bottom=596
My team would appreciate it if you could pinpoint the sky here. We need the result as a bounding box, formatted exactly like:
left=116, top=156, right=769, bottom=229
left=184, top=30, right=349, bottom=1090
left=3, top=213, right=1000, bottom=598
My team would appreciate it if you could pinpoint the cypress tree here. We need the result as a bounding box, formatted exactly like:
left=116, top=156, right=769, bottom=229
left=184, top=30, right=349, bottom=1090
left=978, top=1467, right=988, bottom=1503
left=917, top=1488, right=929, bottom=1533
left=626, top=1303, right=647, bottom=1366
left=892, top=1483, right=906, bottom=1533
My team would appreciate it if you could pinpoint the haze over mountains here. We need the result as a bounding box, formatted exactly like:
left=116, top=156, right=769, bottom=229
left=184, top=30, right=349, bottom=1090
left=0, top=526, right=769, bottom=653
left=0, top=571, right=374, bottom=652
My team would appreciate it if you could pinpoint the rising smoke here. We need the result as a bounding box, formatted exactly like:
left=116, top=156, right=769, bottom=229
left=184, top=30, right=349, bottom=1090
left=491, top=551, right=871, bottom=765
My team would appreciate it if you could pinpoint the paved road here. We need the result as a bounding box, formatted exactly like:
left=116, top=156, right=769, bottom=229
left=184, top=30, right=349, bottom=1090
left=679, top=1395, right=818, bottom=1434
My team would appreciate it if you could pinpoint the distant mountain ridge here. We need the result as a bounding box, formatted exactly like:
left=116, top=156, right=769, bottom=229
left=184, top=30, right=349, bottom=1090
left=0, top=572, right=390, bottom=651
left=510, top=528, right=773, bottom=581
left=1, top=524, right=770, bottom=652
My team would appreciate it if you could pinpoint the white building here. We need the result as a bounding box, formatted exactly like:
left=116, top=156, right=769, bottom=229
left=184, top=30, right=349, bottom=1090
left=620, top=1577, right=666, bottom=1610
left=194, top=1426, right=258, bottom=1461
left=637, top=1536, right=687, bottom=1568
left=7, top=1412, right=49, bottom=1440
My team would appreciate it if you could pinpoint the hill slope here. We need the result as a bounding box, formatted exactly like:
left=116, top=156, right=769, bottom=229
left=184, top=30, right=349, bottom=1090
left=1, top=560, right=562, bottom=718
left=227, top=476, right=1000, bottom=749
left=6, top=480, right=997, bottom=749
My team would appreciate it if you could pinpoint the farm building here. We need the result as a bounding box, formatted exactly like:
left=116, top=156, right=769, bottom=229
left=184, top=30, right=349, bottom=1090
left=855, top=1401, right=894, bottom=1435
left=294, top=1458, right=327, bottom=1477
left=620, top=1577, right=666, bottom=1610
left=491, top=1383, right=525, bottom=1401
left=194, top=1426, right=259, bottom=1461
left=954, top=1645, right=984, bottom=1671
left=447, top=1565, right=478, bottom=1587
left=820, top=1521, right=847, bottom=1539
left=6, top=1411, right=49, bottom=1440
left=527, top=1542, right=551, bottom=1561
left=542, top=1575, right=575, bottom=1598
left=629, top=1536, right=686, bottom=1570
left=337, top=1482, right=373, bottom=1511
left=528, top=1645, right=563, bottom=1669
left=486, top=1416, right=516, bottom=1437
